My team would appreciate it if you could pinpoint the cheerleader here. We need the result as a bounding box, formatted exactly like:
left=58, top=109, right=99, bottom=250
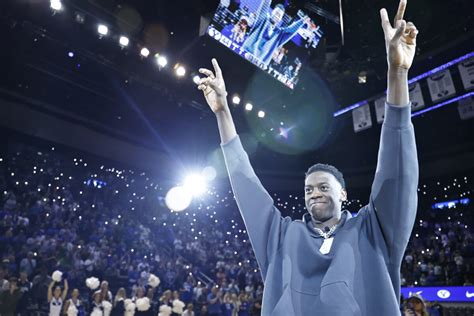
left=47, top=279, right=68, bottom=316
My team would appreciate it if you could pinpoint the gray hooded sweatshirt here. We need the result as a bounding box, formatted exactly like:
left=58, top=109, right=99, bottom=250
left=221, top=103, right=418, bottom=315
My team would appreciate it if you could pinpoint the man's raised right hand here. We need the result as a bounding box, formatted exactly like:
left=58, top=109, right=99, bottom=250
left=197, top=58, right=229, bottom=113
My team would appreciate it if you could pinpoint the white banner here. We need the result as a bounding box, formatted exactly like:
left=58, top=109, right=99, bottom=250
left=374, top=96, right=386, bottom=124
left=458, top=57, right=474, bottom=90
left=352, top=103, right=372, bottom=132
left=409, top=82, right=425, bottom=111
left=427, top=69, right=456, bottom=103
left=458, top=96, right=474, bottom=120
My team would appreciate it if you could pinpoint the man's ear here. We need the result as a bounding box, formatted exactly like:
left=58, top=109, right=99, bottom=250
left=340, top=188, right=347, bottom=202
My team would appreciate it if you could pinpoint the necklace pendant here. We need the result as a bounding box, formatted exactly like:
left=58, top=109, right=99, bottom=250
left=319, top=237, right=334, bottom=255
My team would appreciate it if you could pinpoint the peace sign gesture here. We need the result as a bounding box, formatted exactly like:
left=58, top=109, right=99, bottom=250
left=380, top=0, right=418, bottom=71
left=197, top=59, right=229, bottom=113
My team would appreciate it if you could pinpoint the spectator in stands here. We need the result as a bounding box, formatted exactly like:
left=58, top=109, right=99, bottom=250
left=207, top=286, right=223, bottom=316
left=403, top=294, right=429, bottom=316
left=0, top=277, right=22, bottom=316
left=16, top=271, right=32, bottom=316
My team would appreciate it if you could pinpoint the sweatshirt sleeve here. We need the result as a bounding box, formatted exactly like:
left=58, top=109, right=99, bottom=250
left=221, top=136, right=291, bottom=279
left=368, top=102, right=419, bottom=265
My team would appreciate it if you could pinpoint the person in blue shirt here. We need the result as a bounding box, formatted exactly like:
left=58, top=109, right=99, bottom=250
left=221, top=293, right=235, bottom=316
left=241, top=0, right=310, bottom=67
left=197, top=0, right=419, bottom=314
left=207, top=286, right=223, bottom=316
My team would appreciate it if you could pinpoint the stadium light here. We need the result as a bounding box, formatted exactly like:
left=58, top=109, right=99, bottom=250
left=175, top=64, right=186, bottom=77
left=358, top=71, right=367, bottom=84
left=97, top=24, right=109, bottom=36
left=258, top=110, right=265, bottom=118
left=232, top=95, right=241, bottom=105
left=165, top=186, right=192, bottom=212
left=245, top=103, right=253, bottom=111
left=184, top=174, right=207, bottom=197
left=156, top=55, right=168, bottom=68
left=140, top=48, right=150, bottom=58
left=119, top=36, right=129, bottom=47
left=50, top=0, right=62, bottom=11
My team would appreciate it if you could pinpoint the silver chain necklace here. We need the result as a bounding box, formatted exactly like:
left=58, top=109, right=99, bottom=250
left=314, top=224, right=338, bottom=239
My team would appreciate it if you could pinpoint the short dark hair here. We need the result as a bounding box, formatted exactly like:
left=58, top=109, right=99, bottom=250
left=305, top=163, right=346, bottom=188
left=274, top=3, right=285, bottom=11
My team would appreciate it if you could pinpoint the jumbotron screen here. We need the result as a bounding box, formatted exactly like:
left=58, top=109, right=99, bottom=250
left=207, top=0, right=324, bottom=89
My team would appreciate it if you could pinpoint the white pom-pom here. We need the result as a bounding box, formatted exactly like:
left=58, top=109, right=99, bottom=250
left=158, top=305, right=172, bottom=316
left=125, top=302, right=136, bottom=312
left=135, top=297, right=150, bottom=311
left=124, top=299, right=133, bottom=307
left=85, top=277, right=100, bottom=290
left=148, top=274, right=160, bottom=288
left=91, top=309, right=103, bottom=316
left=67, top=303, right=78, bottom=316
left=102, top=301, right=112, bottom=316
left=172, top=299, right=185, bottom=314
left=52, top=270, right=63, bottom=282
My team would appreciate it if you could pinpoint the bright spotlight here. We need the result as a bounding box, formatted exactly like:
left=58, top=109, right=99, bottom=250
left=232, top=95, right=241, bottom=105
left=140, top=48, right=150, bottom=57
left=258, top=110, right=265, bottom=118
left=156, top=55, right=168, bottom=68
left=245, top=103, right=253, bottom=111
left=97, top=24, right=109, bottom=36
left=184, top=174, right=207, bottom=197
left=165, top=186, right=192, bottom=212
left=119, top=36, right=129, bottom=47
left=175, top=65, right=186, bottom=77
left=50, top=0, right=62, bottom=11
left=193, top=75, right=201, bottom=85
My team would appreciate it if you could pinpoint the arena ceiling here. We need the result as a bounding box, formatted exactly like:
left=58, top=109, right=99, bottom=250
left=0, top=0, right=473, bottom=182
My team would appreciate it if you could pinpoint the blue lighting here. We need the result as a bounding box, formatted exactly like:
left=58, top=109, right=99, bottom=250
left=85, top=179, right=107, bottom=189
left=432, top=198, right=470, bottom=210
left=411, top=92, right=474, bottom=117
left=334, top=52, right=474, bottom=117
left=408, top=52, right=474, bottom=84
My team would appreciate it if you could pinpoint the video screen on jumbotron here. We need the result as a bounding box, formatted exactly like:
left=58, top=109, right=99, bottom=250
left=207, top=0, right=324, bottom=89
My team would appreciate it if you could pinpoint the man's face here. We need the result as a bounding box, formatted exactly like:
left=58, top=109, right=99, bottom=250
left=271, top=7, right=284, bottom=25
left=304, top=171, right=347, bottom=222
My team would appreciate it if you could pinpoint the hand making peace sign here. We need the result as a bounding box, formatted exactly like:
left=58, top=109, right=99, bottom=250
left=380, top=0, right=419, bottom=71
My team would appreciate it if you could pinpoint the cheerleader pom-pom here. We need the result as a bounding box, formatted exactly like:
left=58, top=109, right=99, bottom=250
left=158, top=305, right=172, bottom=316
left=85, top=277, right=100, bottom=290
left=102, top=301, right=112, bottom=311
left=136, top=297, right=150, bottom=311
left=52, top=270, right=63, bottom=282
left=172, top=299, right=185, bottom=314
left=66, top=303, right=78, bottom=316
left=125, top=302, right=136, bottom=312
left=148, top=274, right=160, bottom=288
left=102, top=300, right=112, bottom=316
